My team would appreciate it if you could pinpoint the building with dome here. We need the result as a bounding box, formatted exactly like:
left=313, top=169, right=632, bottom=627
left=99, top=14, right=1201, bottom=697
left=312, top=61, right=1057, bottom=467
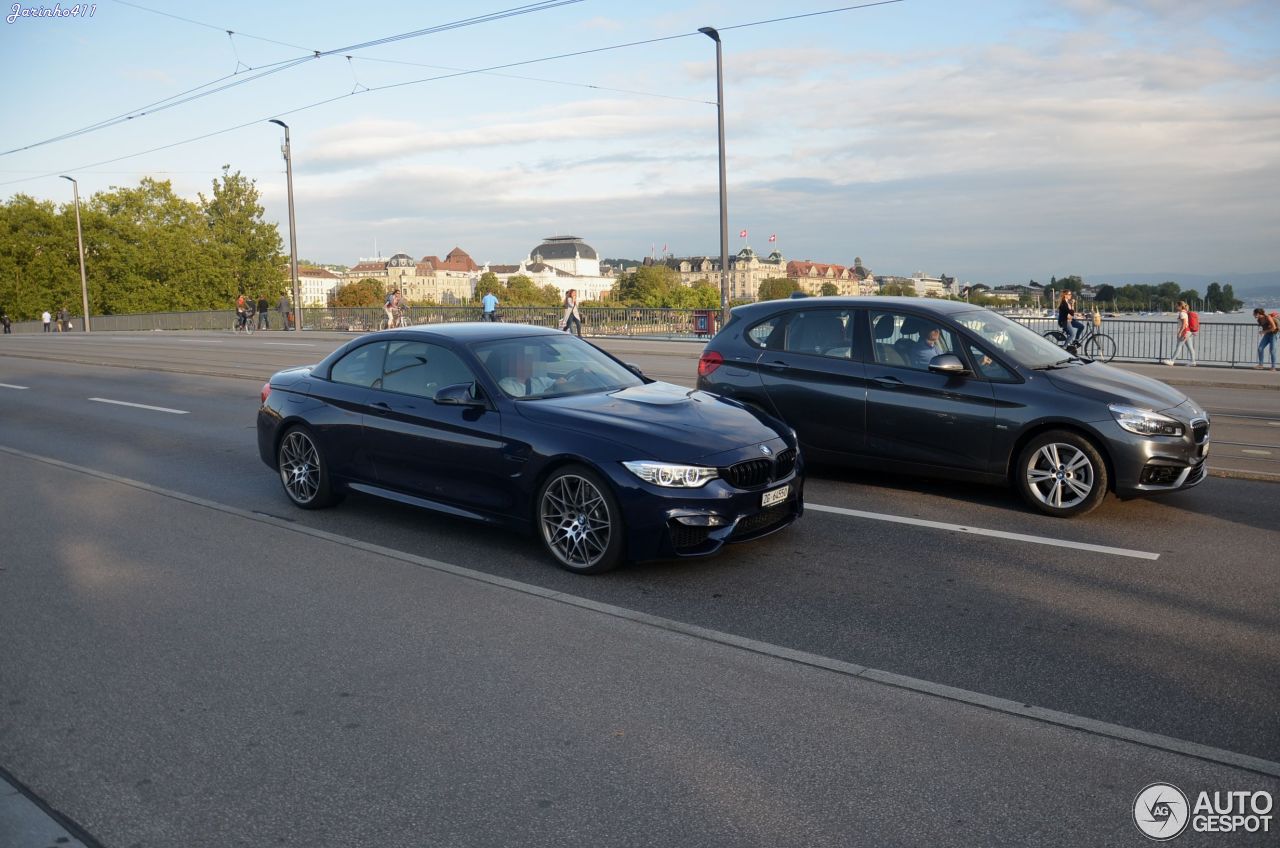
left=658, top=246, right=788, bottom=301
left=482, top=236, right=613, bottom=301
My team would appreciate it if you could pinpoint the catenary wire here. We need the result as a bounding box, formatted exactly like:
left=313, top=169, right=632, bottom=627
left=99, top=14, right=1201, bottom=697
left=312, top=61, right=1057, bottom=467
left=2, top=1, right=585, bottom=158
left=1, top=1, right=906, bottom=187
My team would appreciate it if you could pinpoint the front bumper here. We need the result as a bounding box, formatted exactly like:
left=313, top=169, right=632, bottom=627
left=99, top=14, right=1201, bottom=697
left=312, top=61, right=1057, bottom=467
left=1101, top=406, right=1210, bottom=497
left=609, top=440, right=804, bottom=562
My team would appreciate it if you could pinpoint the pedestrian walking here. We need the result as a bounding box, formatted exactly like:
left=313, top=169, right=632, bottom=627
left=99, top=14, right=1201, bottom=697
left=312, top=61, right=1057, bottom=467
left=481, top=291, right=499, bottom=322
left=1, top=310, right=11, bottom=334
left=277, top=292, right=294, bottom=331
left=1255, top=308, right=1279, bottom=370
left=1163, top=301, right=1197, bottom=367
left=42, top=310, right=51, bottom=332
left=559, top=288, right=582, bottom=336
left=257, top=295, right=270, bottom=330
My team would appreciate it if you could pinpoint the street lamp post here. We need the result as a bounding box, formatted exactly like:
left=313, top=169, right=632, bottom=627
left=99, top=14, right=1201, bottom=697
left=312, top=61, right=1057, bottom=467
left=699, top=26, right=730, bottom=326
left=59, top=175, right=90, bottom=332
left=269, top=119, right=302, bottom=331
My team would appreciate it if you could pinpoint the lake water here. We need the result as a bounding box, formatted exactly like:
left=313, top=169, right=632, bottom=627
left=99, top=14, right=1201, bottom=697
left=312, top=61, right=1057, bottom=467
left=1010, top=311, right=1271, bottom=366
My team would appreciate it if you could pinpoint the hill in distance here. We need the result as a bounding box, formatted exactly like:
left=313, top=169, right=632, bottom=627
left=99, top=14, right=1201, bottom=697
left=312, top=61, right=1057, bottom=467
left=1089, top=271, right=1279, bottom=301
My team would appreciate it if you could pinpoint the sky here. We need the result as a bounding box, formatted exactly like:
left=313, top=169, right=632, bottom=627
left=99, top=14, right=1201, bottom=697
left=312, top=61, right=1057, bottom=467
left=2, top=0, right=1278, bottom=286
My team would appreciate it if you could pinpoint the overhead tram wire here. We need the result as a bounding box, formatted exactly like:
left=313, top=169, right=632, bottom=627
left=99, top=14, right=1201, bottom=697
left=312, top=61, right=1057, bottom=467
left=1, top=0, right=585, bottom=158
left=2, top=1, right=906, bottom=188
left=108, top=0, right=318, bottom=51
left=354, top=56, right=714, bottom=105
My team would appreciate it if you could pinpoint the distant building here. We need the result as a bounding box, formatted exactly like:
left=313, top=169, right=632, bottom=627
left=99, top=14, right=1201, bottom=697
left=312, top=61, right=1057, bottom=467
left=296, top=266, right=342, bottom=306
left=786, top=256, right=875, bottom=296
left=341, top=250, right=479, bottom=304
left=655, top=246, right=788, bottom=300
left=483, top=236, right=614, bottom=300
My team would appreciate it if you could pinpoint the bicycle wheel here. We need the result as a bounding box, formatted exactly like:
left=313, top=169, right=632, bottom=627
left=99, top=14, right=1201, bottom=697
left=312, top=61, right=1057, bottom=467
left=1042, top=329, right=1066, bottom=346
left=1083, top=333, right=1116, bottom=362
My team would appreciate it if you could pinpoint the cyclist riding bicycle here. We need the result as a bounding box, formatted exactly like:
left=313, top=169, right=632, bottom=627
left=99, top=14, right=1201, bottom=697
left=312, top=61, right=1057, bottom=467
left=384, top=288, right=407, bottom=328
left=1057, top=290, right=1084, bottom=350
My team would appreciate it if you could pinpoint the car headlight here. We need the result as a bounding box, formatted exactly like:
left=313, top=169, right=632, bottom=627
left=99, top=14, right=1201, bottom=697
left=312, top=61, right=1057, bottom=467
left=622, top=461, right=719, bottom=488
left=1109, top=404, right=1184, bottom=437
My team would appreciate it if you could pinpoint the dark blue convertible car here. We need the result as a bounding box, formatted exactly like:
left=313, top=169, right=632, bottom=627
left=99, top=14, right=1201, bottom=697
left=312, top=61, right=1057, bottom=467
left=257, top=324, right=803, bottom=573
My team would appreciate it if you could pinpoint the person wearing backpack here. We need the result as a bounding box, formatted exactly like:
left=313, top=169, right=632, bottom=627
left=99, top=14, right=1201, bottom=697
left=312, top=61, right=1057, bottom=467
left=1164, top=301, right=1197, bottom=366
left=1255, top=308, right=1279, bottom=370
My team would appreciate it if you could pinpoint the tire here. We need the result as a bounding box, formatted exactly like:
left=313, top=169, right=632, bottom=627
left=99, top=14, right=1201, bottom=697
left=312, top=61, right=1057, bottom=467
left=536, top=464, right=625, bottom=574
left=1083, top=333, right=1116, bottom=362
left=1015, top=430, right=1108, bottom=517
left=277, top=426, right=341, bottom=509
left=1042, top=329, right=1066, bottom=346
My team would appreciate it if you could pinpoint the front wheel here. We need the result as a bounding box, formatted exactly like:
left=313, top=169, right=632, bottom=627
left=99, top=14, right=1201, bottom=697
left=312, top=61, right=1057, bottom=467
left=536, top=465, right=624, bottom=574
left=1083, top=333, right=1116, bottom=362
left=277, top=426, right=341, bottom=509
left=1015, top=430, right=1108, bottom=517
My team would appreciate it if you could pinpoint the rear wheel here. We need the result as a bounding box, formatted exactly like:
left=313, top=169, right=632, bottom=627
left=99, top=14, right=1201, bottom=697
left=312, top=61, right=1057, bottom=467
left=1016, top=430, right=1108, bottom=517
left=1083, top=332, right=1116, bottom=362
left=537, top=465, right=624, bottom=574
left=1042, top=329, right=1066, bottom=347
left=277, top=426, right=341, bottom=509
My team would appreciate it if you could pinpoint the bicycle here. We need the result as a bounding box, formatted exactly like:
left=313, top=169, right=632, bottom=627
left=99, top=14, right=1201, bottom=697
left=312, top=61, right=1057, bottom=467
left=233, top=308, right=256, bottom=334
left=1042, top=323, right=1115, bottom=362
left=378, top=309, right=412, bottom=331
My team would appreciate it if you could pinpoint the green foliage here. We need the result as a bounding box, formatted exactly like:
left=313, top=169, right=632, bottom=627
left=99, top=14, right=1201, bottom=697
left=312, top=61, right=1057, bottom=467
left=333, top=278, right=384, bottom=307
left=0, top=170, right=283, bottom=321
left=820, top=282, right=839, bottom=297
left=757, top=277, right=799, bottom=301
left=878, top=282, right=917, bottom=296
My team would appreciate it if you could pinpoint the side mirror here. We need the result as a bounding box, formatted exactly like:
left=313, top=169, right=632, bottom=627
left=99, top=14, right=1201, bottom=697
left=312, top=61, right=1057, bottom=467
left=928, top=354, right=969, bottom=376
left=434, top=381, right=486, bottom=407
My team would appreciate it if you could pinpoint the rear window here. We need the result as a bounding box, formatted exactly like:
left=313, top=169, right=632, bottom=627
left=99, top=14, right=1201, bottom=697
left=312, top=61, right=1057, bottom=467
left=330, top=342, right=387, bottom=388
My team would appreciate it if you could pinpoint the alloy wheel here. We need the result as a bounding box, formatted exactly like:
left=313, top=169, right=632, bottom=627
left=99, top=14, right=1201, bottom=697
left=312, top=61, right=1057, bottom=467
left=280, top=430, right=321, bottom=505
left=540, top=474, right=612, bottom=569
left=1024, top=442, right=1095, bottom=510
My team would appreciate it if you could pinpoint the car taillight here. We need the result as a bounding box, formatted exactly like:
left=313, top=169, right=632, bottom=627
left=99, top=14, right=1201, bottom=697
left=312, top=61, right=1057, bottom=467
left=697, top=350, right=724, bottom=377
left=260, top=382, right=272, bottom=405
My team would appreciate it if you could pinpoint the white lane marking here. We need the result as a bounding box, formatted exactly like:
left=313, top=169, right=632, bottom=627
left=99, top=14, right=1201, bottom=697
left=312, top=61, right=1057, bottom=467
left=262, top=342, right=315, bottom=347
left=89, top=397, right=189, bottom=415
left=1242, top=449, right=1273, bottom=456
left=808, top=503, right=1160, bottom=560
left=186, top=340, right=224, bottom=344
left=0, top=383, right=30, bottom=390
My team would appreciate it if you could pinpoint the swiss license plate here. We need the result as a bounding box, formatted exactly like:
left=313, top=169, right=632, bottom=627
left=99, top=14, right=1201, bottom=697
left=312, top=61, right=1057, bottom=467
left=762, top=485, right=790, bottom=508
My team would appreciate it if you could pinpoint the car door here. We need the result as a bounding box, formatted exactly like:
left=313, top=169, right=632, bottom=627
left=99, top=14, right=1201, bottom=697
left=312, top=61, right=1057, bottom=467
left=305, top=340, right=389, bottom=482
left=864, top=310, right=996, bottom=472
left=363, top=339, right=519, bottom=515
left=758, top=307, right=867, bottom=455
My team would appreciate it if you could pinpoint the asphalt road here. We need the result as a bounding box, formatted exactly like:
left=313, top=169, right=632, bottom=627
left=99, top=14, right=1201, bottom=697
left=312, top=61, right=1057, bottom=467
left=2, top=330, right=1279, bottom=845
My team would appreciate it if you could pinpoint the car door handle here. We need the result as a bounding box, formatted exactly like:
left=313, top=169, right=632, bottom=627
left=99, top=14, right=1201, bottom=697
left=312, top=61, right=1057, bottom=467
left=873, top=376, right=904, bottom=389
left=369, top=401, right=392, bottom=415
left=765, top=360, right=789, bottom=372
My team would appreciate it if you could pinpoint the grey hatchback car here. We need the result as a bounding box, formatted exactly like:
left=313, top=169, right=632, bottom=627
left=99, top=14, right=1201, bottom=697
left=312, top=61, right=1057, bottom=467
left=696, top=297, right=1209, bottom=517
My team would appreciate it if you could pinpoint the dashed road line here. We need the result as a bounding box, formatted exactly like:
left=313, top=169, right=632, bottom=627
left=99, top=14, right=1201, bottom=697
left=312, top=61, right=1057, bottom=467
left=262, top=342, right=315, bottom=347
left=807, top=503, right=1160, bottom=560
left=1242, top=449, right=1273, bottom=456
left=88, top=397, right=189, bottom=415
left=0, top=383, right=30, bottom=390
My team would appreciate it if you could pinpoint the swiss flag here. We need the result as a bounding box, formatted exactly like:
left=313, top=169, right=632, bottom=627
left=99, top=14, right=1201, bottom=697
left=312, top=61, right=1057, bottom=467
left=768, top=234, right=777, bottom=243
left=738, top=229, right=748, bottom=238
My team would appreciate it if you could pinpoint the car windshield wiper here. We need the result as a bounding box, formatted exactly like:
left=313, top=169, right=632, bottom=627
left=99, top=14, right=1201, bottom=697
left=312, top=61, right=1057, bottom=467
left=1032, top=357, right=1083, bottom=370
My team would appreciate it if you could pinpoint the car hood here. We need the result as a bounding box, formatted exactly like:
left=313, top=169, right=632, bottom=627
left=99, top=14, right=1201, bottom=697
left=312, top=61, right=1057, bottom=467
left=516, top=381, right=784, bottom=460
left=1043, top=363, right=1187, bottom=412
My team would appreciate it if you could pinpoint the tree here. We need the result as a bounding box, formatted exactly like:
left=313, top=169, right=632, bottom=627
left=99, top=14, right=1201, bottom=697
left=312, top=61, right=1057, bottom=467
left=878, top=282, right=917, bottom=296
left=613, top=265, right=681, bottom=306
left=1094, top=284, right=1116, bottom=305
left=1219, top=283, right=1242, bottom=311
left=474, top=271, right=502, bottom=300
left=199, top=166, right=284, bottom=304
left=820, top=282, right=839, bottom=297
left=333, top=278, right=384, bottom=307
left=757, top=277, right=798, bottom=301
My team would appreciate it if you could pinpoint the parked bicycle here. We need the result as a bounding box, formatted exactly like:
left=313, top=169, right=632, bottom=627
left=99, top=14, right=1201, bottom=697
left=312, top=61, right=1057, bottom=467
left=1042, top=323, right=1116, bottom=362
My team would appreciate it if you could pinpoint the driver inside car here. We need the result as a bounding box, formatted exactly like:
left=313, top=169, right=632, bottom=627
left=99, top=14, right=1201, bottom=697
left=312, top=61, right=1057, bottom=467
left=497, top=346, right=565, bottom=397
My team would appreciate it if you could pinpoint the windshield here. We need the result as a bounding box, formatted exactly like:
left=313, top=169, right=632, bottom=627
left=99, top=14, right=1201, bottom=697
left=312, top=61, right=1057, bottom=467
left=473, top=334, right=643, bottom=400
left=952, top=309, right=1076, bottom=369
